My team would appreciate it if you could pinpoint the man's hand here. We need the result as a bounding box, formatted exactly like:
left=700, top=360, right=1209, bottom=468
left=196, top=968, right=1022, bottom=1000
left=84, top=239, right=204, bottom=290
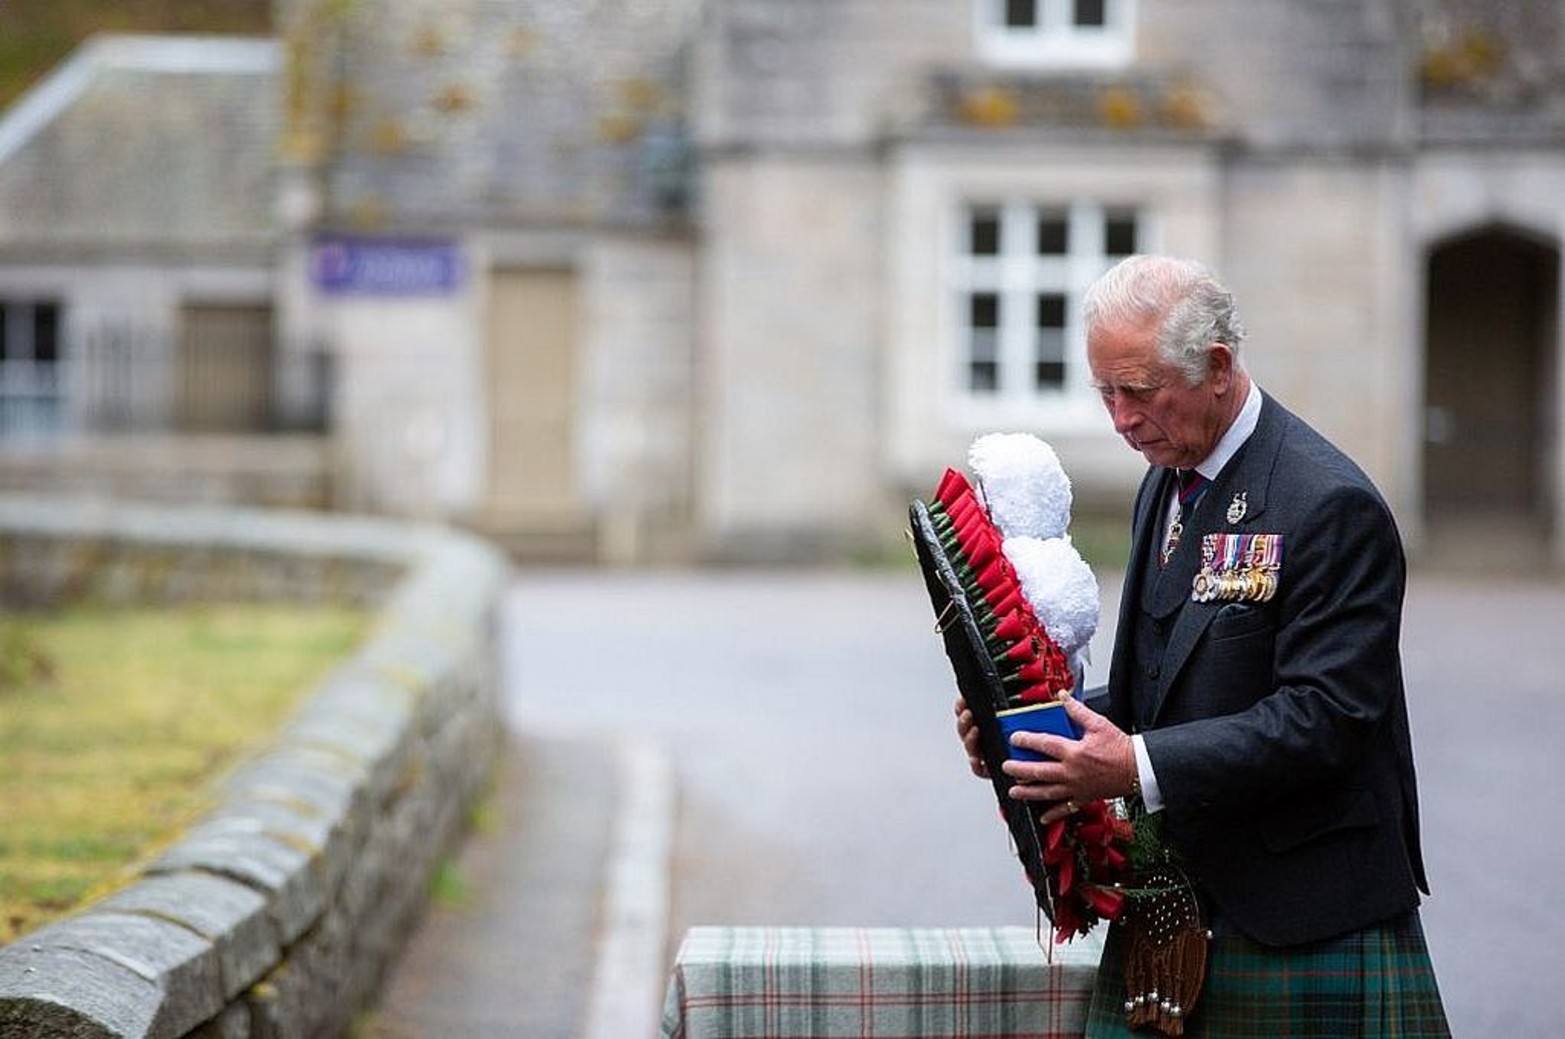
left=953, top=697, right=989, bottom=778
left=1002, top=696, right=1136, bottom=824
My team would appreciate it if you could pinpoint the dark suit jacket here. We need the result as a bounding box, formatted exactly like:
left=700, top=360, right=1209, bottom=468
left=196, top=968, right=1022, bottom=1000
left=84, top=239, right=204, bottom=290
left=1091, top=392, right=1430, bottom=947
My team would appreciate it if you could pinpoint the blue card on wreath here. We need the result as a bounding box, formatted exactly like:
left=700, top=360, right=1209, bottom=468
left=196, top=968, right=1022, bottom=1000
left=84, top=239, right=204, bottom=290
left=996, top=701, right=1082, bottom=762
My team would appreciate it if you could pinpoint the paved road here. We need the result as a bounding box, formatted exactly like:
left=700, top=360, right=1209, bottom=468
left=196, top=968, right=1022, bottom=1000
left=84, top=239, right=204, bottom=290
left=373, top=564, right=1565, bottom=1037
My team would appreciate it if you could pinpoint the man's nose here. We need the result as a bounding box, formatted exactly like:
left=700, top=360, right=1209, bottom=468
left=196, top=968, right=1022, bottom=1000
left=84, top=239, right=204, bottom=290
left=1106, top=397, right=1139, bottom=434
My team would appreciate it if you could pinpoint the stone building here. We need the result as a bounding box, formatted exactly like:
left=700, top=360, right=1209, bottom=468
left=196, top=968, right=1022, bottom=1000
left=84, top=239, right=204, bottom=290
left=0, top=1, right=1561, bottom=565
left=0, top=35, right=331, bottom=507
left=690, top=0, right=1565, bottom=566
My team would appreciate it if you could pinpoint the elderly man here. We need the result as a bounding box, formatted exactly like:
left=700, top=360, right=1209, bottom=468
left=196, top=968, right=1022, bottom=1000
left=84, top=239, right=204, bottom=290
left=958, top=255, right=1449, bottom=1037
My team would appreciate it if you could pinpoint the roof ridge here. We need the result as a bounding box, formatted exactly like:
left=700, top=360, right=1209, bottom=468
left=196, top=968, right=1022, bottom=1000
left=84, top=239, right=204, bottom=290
left=0, top=33, right=279, bottom=168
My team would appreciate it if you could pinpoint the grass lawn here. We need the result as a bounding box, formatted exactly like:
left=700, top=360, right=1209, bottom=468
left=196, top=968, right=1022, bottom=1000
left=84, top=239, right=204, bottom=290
left=0, top=602, right=367, bottom=944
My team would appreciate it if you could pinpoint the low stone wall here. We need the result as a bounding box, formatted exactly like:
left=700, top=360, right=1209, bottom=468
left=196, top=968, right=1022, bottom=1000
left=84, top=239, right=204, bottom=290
left=0, top=496, right=511, bottom=1039
left=0, top=436, right=334, bottom=514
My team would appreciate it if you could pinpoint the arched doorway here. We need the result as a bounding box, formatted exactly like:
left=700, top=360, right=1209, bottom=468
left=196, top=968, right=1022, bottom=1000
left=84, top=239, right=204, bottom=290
left=1423, top=227, right=1559, bottom=564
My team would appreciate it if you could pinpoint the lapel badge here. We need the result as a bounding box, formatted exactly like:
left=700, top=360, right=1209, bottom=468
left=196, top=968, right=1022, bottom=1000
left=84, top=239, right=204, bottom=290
left=1226, top=491, right=1248, bottom=525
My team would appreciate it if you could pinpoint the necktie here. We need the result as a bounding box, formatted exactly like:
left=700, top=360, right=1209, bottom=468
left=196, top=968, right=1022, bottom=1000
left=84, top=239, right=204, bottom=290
left=1161, top=469, right=1208, bottom=566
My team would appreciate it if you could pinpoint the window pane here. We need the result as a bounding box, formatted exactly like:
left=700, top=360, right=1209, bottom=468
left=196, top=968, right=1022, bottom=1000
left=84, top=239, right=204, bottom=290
left=1036, top=293, right=1066, bottom=331
left=970, top=292, right=1000, bottom=330
left=1035, top=292, right=1066, bottom=390
left=970, top=360, right=1000, bottom=393
left=1005, top=0, right=1039, bottom=29
left=969, top=287, right=999, bottom=395
left=33, top=305, right=59, bottom=364
left=1036, top=211, right=1069, bottom=255
left=969, top=317, right=999, bottom=394
left=1034, top=358, right=1066, bottom=388
left=969, top=209, right=1001, bottom=256
left=1105, top=209, right=1138, bottom=256
left=1073, top=0, right=1107, bottom=28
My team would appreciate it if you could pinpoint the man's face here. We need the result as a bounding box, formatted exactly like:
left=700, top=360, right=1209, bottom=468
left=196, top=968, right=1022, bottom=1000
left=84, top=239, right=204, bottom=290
left=1087, top=314, right=1235, bottom=470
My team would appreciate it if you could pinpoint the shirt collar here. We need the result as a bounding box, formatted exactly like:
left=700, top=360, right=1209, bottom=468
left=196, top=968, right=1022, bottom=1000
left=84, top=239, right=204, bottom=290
left=1193, top=381, right=1260, bottom=482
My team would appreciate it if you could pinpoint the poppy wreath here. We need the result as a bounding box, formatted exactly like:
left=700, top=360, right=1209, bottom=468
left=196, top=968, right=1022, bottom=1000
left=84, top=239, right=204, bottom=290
left=910, top=442, right=1132, bottom=944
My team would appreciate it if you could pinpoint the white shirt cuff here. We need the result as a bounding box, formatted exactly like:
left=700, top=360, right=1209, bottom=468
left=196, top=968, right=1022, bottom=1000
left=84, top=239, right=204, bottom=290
left=1132, top=734, right=1164, bottom=813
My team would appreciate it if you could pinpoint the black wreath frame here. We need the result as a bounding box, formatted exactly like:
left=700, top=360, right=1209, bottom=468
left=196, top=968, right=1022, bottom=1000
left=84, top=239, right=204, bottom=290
left=908, top=499, right=1060, bottom=923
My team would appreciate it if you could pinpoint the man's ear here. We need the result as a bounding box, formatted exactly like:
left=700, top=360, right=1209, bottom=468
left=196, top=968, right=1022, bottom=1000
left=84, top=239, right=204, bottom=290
left=1208, top=343, right=1235, bottom=394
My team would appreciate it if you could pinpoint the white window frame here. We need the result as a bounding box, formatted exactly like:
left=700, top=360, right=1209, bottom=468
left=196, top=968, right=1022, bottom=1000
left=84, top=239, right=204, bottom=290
left=974, top=0, right=1136, bottom=70
left=948, top=199, right=1143, bottom=424
left=0, top=299, right=64, bottom=437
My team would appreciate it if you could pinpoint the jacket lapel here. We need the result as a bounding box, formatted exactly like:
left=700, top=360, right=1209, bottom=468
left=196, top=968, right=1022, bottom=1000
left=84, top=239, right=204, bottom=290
left=1148, top=393, right=1286, bottom=724
left=1106, top=466, right=1169, bottom=727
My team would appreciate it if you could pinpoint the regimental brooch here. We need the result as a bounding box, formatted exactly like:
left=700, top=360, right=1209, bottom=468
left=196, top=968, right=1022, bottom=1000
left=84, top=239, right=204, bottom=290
left=1226, top=491, right=1248, bottom=525
left=1191, top=532, right=1283, bottom=603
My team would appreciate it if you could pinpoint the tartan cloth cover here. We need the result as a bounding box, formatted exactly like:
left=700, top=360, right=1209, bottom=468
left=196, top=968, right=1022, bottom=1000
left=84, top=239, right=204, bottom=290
left=661, top=926, right=1103, bottom=1039
left=1085, top=911, right=1451, bottom=1038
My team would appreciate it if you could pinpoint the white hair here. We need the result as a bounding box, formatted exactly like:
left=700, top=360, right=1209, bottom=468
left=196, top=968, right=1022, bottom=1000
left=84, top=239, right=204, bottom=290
left=1082, top=254, right=1246, bottom=384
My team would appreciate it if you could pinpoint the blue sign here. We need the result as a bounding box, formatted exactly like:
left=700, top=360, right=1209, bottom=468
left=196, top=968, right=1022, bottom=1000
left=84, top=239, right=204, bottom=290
left=311, top=236, right=465, bottom=296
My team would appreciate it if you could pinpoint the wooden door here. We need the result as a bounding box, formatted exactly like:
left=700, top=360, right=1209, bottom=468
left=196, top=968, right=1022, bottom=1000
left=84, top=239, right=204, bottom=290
left=177, top=304, right=274, bottom=432
left=486, top=269, right=582, bottom=522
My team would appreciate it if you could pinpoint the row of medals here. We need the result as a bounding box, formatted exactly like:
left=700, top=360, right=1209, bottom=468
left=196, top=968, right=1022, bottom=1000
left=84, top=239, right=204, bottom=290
left=1192, top=494, right=1279, bottom=604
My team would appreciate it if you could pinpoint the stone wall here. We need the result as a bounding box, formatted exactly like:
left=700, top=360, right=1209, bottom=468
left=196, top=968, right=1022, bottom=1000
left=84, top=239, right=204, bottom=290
left=0, top=437, right=333, bottom=520
left=0, top=496, right=511, bottom=1039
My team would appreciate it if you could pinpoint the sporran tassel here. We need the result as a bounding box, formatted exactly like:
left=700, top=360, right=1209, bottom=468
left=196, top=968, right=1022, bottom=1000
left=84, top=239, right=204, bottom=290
left=1121, top=866, right=1209, bottom=1036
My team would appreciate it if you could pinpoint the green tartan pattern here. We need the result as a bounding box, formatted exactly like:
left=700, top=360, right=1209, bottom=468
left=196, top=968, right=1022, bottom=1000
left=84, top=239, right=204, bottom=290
left=1084, top=911, right=1450, bottom=1038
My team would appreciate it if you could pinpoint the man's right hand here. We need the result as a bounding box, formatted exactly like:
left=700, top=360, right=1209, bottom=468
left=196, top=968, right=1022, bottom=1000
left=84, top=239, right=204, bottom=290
left=954, top=697, right=989, bottom=778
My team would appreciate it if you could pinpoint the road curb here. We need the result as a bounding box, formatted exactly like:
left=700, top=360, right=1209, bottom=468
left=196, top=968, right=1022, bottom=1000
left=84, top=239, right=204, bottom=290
left=584, top=737, right=677, bottom=1039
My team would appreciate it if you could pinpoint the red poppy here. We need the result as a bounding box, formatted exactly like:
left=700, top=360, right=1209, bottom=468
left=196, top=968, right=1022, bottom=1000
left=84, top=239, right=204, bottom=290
left=948, top=493, right=982, bottom=526
left=973, top=556, right=1010, bottom=595
left=964, top=526, right=1007, bottom=577
left=1081, top=884, right=1126, bottom=919
left=993, top=609, right=1030, bottom=642
left=1003, top=637, right=1039, bottom=664
left=1051, top=900, right=1084, bottom=942
left=1010, top=659, right=1048, bottom=684
left=1043, top=817, right=1068, bottom=860
left=1055, top=849, right=1076, bottom=897
left=935, top=468, right=971, bottom=506
left=962, top=535, right=998, bottom=570
left=986, top=585, right=1022, bottom=615
left=948, top=503, right=986, bottom=536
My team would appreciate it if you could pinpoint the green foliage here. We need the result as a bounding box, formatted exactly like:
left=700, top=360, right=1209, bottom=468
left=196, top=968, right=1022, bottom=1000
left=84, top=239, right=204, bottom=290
left=428, top=858, right=470, bottom=910
left=1126, top=801, right=1169, bottom=873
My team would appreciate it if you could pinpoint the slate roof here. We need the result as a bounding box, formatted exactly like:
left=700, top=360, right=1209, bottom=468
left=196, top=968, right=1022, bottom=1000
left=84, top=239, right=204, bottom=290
left=0, top=35, right=279, bottom=254
left=317, top=0, right=702, bottom=231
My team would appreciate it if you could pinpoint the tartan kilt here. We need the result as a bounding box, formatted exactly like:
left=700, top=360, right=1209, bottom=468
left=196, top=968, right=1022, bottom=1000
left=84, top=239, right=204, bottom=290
left=1084, top=910, right=1450, bottom=1039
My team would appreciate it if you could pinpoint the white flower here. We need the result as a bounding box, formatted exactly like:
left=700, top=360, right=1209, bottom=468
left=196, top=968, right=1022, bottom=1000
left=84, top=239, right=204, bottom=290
left=1002, top=535, right=1100, bottom=662
left=967, top=433, right=1071, bottom=541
